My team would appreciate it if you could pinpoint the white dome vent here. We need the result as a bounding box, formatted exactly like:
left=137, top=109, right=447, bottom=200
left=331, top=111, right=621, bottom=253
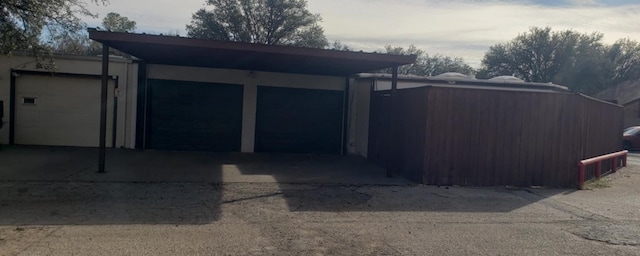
left=433, top=72, right=473, bottom=80
left=488, top=76, right=525, bottom=83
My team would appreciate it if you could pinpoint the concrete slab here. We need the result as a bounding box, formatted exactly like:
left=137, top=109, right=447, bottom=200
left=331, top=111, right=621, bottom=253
left=2, top=148, right=639, bottom=255
left=0, top=146, right=411, bottom=185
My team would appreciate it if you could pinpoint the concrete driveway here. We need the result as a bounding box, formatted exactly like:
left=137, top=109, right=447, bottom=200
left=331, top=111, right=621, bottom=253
left=0, top=146, right=410, bottom=184
left=1, top=147, right=639, bottom=255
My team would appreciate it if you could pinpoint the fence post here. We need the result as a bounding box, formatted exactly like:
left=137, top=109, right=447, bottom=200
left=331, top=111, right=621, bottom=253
left=612, top=156, right=618, bottom=173
left=578, top=163, right=585, bottom=189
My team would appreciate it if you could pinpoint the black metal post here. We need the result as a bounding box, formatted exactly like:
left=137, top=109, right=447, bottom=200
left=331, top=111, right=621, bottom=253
left=0, top=100, right=3, bottom=132
left=99, top=44, right=109, bottom=173
left=135, top=61, right=147, bottom=150
left=9, top=71, right=16, bottom=145
left=341, top=76, right=350, bottom=156
left=387, top=66, right=399, bottom=177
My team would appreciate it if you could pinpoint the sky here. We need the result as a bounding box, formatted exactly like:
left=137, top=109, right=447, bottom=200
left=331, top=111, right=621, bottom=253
left=84, top=0, right=640, bottom=67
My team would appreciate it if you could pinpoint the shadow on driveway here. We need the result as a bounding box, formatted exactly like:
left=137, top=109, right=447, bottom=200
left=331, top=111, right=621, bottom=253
left=1, top=182, right=221, bottom=225
left=0, top=146, right=574, bottom=226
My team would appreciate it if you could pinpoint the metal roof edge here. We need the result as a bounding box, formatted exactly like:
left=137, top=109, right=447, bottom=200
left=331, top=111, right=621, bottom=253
left=356, top=73, right=569, bottom=92
left=577, top=93, right=623, bottom=107
left=6, top=51, right=134, bottom=63
left=623, top=97, right=640, bottom=106
left=388, top=83, right=572, bottom=94
left=88, top=29, right=416, bottom=65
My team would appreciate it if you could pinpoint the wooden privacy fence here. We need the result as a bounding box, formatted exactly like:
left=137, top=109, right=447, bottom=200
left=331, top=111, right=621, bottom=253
left=368, top=86, right=623, bottom=187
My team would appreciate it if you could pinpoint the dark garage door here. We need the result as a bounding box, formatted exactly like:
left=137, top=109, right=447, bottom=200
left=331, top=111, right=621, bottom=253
left=255, top=86, right=344, bottom=154
left=147, top=79, right=243, bottom=151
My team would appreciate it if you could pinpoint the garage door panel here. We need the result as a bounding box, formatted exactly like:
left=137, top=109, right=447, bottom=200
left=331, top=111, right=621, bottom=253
left=15, top=75, right=115, bottom=147
left=255, top=86, right=343, bottom=154
left=16, top=127, right=99, bottom=147
left=147, top=79, right=243, bottom=152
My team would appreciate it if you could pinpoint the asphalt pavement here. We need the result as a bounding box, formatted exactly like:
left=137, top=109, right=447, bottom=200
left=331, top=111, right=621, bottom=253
left=1, top=152, right=640, bottom=255
left=626, top=152, right=640, bottom=165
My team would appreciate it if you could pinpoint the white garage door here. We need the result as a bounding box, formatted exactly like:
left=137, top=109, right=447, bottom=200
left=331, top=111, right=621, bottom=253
left=15, top=74, right=115, bottom=147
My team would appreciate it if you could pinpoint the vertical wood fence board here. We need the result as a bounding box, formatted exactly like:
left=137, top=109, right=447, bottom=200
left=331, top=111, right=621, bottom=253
left=368, top=86, right=623, bottom=187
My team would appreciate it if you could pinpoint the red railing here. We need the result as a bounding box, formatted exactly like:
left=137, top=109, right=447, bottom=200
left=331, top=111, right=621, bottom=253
left=578, top=150, right=628, bottom=189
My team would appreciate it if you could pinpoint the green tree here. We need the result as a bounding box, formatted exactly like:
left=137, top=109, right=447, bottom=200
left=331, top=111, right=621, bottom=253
left=186, top=0, right=328, bottom=48
left=47, top=31, right=96, bottom=55
left=102, top=12, right=137, bottom=32
left=478, top=27, right=610, bottom=93
left=384, top=45, right=475, bottom=76
left=329, top=41, right=351, bottom=51
left=384, top=45, right=426, bottom=75
left=0, top=0, right=105, bottom=66
left=605, top=38, right=640, bottom=87
left=50, top=12, right=137, bottom=56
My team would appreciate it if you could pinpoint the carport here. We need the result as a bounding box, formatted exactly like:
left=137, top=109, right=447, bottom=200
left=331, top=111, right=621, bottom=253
left=88, top=29, right=416, bottom=172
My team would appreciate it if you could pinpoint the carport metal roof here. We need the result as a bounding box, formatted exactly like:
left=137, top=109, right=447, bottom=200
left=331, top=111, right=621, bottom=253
left=88, top=29, right=417, bottom=76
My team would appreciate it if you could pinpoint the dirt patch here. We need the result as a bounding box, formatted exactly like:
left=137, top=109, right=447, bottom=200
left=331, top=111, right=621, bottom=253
left=584, top=178, right=612, bottom=190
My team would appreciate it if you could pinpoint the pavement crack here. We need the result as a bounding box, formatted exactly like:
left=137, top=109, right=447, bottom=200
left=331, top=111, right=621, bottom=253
left=222, top=192, right=284, bottom=204
left=60, top=165, right=94, bottom=181
left=509, top=189, right=610, bottom=221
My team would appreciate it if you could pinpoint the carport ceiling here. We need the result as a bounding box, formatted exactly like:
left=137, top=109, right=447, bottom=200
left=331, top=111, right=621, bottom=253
left=88, top=29, right=417, bottom=76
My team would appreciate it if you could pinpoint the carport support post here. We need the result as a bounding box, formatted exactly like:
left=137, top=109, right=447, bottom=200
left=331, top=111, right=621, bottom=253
left=387, top=66, right=399, bottom=178
left=342, top=76, right=350, bottom=156
left=98, top=43, right=109, bottom=173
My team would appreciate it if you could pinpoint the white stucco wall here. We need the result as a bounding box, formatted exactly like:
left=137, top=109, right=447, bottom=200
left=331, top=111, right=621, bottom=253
left=0, top=54, right=137, bottom=148
left=147, top=64, right=345, bottom=153
left=346, top=79, right=373, bottom=157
